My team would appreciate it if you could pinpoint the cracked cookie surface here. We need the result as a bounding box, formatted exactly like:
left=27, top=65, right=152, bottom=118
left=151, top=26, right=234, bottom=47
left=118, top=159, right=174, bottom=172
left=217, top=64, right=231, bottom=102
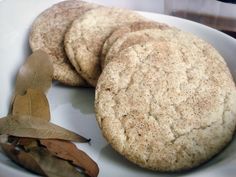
left=95, top=37, right=236, bottom=171
left=29, top=0, right=99, bottom=86
left=64, top=7, right=146, bottom=87
left=101, top=21, right=169, bottom=68
left=103, top=28, right=180, bottom=68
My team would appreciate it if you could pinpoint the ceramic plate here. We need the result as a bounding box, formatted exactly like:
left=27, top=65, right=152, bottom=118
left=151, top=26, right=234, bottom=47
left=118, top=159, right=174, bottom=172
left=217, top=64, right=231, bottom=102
left=0, top=0, right=236, bottom=177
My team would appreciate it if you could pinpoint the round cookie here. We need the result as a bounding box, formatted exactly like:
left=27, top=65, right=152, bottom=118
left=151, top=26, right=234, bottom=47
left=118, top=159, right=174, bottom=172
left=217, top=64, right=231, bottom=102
left=103, top=27, right=179, bottom=68
left=29, top=0, right=100, bottom=86
left=95, top=38, right=236, bottom=170
left=64, top=7, right=146, bottom=87
left=101, top=21, right=169, bottom=68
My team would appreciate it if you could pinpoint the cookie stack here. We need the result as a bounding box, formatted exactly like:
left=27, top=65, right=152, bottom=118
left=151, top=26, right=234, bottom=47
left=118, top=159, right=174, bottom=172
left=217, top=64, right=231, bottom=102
left=29, top=0, right=236, bottom=172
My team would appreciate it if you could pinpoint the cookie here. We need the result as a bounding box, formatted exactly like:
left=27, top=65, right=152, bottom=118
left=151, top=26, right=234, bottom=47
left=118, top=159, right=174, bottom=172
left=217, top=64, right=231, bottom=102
left=29, top=0, right=100, bottom=86
left=64, top=7, right=146, bottom=87
left=103, top=28, right=179, bottom=68
left=95, top=36, right=236, bottom=171
left=101, top=21, right=169, bottom=68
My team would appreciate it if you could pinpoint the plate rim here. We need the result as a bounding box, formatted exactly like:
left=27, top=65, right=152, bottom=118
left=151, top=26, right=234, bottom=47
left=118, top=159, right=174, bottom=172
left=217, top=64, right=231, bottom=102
left=1, top=6, right=236, bottom=177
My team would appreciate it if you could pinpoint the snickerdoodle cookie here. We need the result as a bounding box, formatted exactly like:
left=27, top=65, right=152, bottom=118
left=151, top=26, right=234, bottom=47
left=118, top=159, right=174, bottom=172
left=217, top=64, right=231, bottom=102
left=29, top=0, right=99, bottom=86
left=101, top=21, right=169, bottom=68
left=95, top=37, right=236, bottom=171
left=64, top=7, right=146, bottom=86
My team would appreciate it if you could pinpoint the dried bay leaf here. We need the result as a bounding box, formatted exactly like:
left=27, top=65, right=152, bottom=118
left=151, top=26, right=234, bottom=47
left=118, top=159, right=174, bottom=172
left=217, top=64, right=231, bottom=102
left=15, top=137, right=36, bottom=147
left=11, top=88, right=50, bottom=147
left=14, top=50, right=53, bottom=96
left=29, top=147, right=85, bottom=177
left=1, top=48, right=96, bottom=177
left=8, top=136, right=33, bottom=146
left=12, top=88, right=50, bottom=121
left=40, top=139, right=99, bottom=177
left=0, top=143, right=46, bottom=175
left=1, top=143, right=85, bottom=177
left=11, top=88, right=50, bottom=149
left=0, top=118, right=6, bottom=129
left=8, top=136, right=38, bottom=150
left=0, top=115, right=90, bottom=142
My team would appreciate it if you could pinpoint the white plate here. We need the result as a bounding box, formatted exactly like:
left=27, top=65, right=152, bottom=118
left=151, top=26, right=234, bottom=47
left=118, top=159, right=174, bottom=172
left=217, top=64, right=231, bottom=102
left=0, top=0, right=236, bottom=177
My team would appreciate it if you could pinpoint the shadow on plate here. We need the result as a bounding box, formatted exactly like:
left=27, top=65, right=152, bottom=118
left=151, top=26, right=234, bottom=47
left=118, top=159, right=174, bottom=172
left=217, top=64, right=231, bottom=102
left=100, top=145, right=175, bottom=176
left=51, top=82, right=95, bottom=114
left=194, top=134, right=236, bottom=170
left=99, top=135, right=236, bottom=176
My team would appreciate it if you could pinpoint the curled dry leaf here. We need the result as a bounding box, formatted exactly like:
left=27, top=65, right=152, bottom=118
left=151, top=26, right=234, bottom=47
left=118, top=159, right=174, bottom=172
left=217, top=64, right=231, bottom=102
left=40, top=139, right=99, bottom=177
left=7, top=136, right=38, bottom=150
left=0, top=115, right=90, bottom=142
left=12, top=88, right=50, bottom=121
left=14, top=50, right=53, bottom=96
left=14, top=137, right=36, bottom=147
left=29, top=147, right=85, bottom=177
left=0, top=143, right=46, bottom=175
left=0, top=118, right=6, bottom=129
left=1, top=49, right=95, bottom=176
left=11, top=88, right=50, bottom=148
left=1, top=143, right=85, bottom=177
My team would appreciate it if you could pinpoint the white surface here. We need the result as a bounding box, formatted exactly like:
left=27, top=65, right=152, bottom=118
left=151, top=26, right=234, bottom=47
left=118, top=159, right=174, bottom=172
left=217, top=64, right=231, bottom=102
left=0, top=0, right=236, bottom=177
